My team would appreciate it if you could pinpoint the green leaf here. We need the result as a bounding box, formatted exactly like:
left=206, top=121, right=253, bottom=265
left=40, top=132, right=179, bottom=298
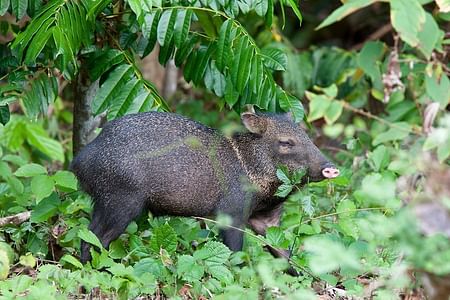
left=204, top=61, right=226, bottom=97
left=278, top=89, right=304, bottom=122
left=266, top=227, right=288, bottom=248
left=52, top=170, right=78, bottom=191
left=195, top=11, right=217, bottom=38
left=14, top=163, right=47, bottom=177
left=324, top=101, right=343, bottom=124
left=255, top=0, right=268, bottom=16
left=301, top=195, right=315, bottom=217
left=304, top=236, right=361, bottom=274
left=194, top=241, right=231, bottom=281
left=372, top=122, right=412, bottom=145
left=337, top=199, right=357, bottom=218
left=173, top=9, right=192, bottom=48
left=78, top=228, right=103, bottom=250
left=316, top=0, right=376, bottom=30
left=142, top=9, right=161, bottom=56
left=89, top=49, right=125, bottom=81
left=25, top=123, right=65, bottom=162
left=307, top=93, right=331, bottom=122
left=417, top=12, right=441, bottom=59
left=31, top=192, right=60, bottom=222
left=31, top=175, right=55, bottom=203
left=192, top=43, right=215, bottom=85
left=425, top=74, right=450, bottom=109
left=11, top=0, right=27, bottom=19
left=174, top=35, right=197, bottom=67
left=216, top=19, right=234, bottom=72
left=231, top=36, right=253, bottom=93
left=149, top=223, right=178, bottom=254
left=127, top=0, right=142, bottom=19
left=23, top=21, right=54, bottom=64
left=260, top=47, right=287, bottom=71
left=60, top=254, right=83, bottom=269
left=276, top=167, right=291, bottom=184
left=0, top=105, right=10, bottom=125
left=194, top=241, right=231, bottom=264
left=19, top=253, right=36, bottom=268
left=265, top=0, right=273, bottom=26
left=285, top=0, right=302, bottom=24
left=0, top=0, right=10, bottom=15
left=176, top=255, right=205, bottom=282
left=158, top=37, right=175, bottom=66
left=107, top=78, right=143, bottom=120
left=368, top=145, right=390, bottom=172
left=390, top=0, right=426, bottom=47
left=91, top=64, right=134, bottom=115
left=357, top=41, right=385, bottom=82
left=157, top=8, right=177, bottom=47
left=275, top=183, right=293, bottom=198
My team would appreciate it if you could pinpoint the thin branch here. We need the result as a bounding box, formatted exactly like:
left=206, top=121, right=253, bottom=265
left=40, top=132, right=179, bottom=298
left=341, top=101, right=423, bottom=135
left=352, top=24, right=393, bottom=51
left=0, top=211, right=31, bottom=227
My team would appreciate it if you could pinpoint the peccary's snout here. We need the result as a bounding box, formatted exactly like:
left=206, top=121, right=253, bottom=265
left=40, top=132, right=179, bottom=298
left=321, top=164, right=340, bottom=179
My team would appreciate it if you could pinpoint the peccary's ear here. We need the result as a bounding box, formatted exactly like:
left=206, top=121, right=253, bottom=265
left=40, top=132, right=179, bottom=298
left=241, top=112, right=268, bottom=134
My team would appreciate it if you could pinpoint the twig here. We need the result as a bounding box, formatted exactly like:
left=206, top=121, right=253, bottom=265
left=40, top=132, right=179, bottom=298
left=352, top=24, right=393, bottom=51
left=341, top=101, right=423, bottom=135
left=0, top=211, right=31, bottom=226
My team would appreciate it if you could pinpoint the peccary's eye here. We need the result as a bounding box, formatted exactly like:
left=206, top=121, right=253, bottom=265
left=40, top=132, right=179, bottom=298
left=278, top=139, right=295, bottom=147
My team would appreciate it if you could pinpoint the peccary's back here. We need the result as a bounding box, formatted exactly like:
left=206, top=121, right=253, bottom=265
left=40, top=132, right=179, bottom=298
left=71, top=112, right=245, bottom=217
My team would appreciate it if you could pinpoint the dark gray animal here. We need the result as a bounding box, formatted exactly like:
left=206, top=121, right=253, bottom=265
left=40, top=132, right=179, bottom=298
left=71, top=111, right=339, bottom=264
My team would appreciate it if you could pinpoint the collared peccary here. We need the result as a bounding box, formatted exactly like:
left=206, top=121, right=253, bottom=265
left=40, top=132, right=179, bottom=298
left=71, top=111, right=339, bottom=264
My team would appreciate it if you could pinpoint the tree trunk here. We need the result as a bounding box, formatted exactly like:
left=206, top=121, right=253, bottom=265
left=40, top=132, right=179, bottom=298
left=72, top=68, right=101, bottom=155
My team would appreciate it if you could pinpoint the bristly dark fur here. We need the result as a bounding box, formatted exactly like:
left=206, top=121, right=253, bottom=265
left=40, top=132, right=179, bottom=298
left=71, top=111, right=334, bottom=266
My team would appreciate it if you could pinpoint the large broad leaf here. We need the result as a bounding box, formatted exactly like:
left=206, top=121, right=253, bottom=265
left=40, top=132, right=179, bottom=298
left=78, top=228, right=103, bottom=250
left=31, top=175, right=55, bottom=203
left=14, top=163, right=47, bottom=177
left=52, top=170, right=78, bottom=191
left=372, top=122, right=412, bottom=145
left=390, top=0, right=426, bottom=47
left=149, top=223, right=178, bottom=254
left=31, top=193, right=60, bottom=222
left=425, top=73, right=450, bottom=109
left=357, top=41, right=385, bottom=85
left=417, top=12, right=442, bottom=59
left=316, top=0, right=377, bottom=30
left=25, top=123, right=65, bottom=162
left=176, top=255, right=205, bottom=282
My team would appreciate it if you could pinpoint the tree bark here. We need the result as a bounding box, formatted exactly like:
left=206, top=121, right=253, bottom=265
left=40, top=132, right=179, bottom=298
left=72, top=68, right=102, bottom=155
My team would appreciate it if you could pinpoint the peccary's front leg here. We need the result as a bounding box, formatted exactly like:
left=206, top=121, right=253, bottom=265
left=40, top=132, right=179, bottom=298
left=248, top=203, right=299, bottom=275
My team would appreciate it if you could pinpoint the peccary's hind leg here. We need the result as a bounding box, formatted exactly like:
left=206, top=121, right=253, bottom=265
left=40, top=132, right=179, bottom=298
left=80, top=192, right=145, bottom=263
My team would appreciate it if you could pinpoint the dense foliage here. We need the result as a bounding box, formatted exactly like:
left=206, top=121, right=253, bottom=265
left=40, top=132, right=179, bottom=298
left=0, top=0, right=449, bottom=299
